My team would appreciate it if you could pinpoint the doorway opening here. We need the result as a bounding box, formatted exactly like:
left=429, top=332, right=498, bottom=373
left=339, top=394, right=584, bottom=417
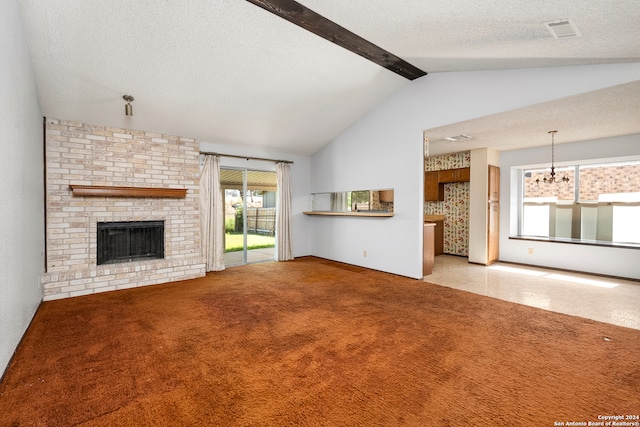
left=220, top=168, right=276, bottom=266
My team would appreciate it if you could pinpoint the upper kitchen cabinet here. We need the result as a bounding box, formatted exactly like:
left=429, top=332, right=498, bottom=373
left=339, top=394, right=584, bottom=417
left=424, top=171, right=442, bottom=201
left=424, top=167, right=471, bottom=201
left=438, top=167, right=470, bottom=183
left=379, top=190, right=394, bottom=203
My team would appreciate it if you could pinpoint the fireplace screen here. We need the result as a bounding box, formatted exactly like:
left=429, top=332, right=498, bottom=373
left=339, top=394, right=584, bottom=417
left=97, top=221, right=164, bottom=265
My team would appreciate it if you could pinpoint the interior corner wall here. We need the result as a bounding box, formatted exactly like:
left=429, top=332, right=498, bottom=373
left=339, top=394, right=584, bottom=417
left=500, top=133, right=640, bottom=280
left=198, top=141, right=312, bottom=258
left=0, top=0, right=45, bottom=376
left=309, top=63, right=640, bottom=279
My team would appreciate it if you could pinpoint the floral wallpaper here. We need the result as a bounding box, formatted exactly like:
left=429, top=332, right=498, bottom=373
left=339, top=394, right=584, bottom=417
left=425, top=151, right=470, bottom=171
left=425, top=151, right=471, bottom=256
left=442, top=182, right=470, bottom=256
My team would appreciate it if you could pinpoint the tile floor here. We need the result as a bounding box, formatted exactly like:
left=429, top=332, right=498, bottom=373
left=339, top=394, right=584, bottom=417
left=425, top=255, right=640, bottom=330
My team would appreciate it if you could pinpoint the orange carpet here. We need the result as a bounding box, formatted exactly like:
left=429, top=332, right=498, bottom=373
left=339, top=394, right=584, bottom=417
left=1, top=257, right=639, bottom=426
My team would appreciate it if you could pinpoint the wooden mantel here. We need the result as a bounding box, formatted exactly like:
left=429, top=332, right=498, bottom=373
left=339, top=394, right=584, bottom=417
left=69, top=185, right=187, bottom=198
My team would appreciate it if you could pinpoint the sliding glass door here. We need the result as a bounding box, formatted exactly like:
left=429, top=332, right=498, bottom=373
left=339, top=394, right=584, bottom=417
left=220, top=168, right=277, bottom=266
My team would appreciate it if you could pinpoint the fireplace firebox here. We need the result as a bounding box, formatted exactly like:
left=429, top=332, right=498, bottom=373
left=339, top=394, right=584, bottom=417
left=97, top=221, right=164, bottom=265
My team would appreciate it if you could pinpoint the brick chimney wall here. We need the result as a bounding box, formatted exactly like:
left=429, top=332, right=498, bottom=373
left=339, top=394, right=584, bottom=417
left=41, top=119, right=205, bottom=300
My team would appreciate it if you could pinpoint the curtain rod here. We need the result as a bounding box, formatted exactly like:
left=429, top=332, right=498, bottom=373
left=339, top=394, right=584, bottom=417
left=200, top=151, right=293, bottom=164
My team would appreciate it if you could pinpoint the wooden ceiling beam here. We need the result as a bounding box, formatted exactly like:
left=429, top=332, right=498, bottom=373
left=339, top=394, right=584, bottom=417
left=246, top=0, right=427, bottom=80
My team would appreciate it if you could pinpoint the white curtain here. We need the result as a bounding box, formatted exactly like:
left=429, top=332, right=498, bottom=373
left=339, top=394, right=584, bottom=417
left=275, top=162, right=294, bottom=261
left=199, top=155, right=225, bottom=271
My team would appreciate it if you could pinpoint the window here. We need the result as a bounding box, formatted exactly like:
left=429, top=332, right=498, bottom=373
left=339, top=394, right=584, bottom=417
left=519, top=160, right=640, bottom=247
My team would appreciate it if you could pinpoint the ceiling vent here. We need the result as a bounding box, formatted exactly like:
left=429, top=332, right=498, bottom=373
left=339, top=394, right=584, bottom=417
left=444, top=134, right=472, bottom=142
left=545, top=19, right=582, bottom=39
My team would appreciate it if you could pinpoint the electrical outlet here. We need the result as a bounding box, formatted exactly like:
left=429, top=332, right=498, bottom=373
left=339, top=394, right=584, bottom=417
left=528, top=248, right=534, bottom=255
left=363, top=250, right=367, bottom=257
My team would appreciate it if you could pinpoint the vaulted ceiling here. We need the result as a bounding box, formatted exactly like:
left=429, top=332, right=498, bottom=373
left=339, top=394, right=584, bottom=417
left=18, top=0, right=640, bottom=156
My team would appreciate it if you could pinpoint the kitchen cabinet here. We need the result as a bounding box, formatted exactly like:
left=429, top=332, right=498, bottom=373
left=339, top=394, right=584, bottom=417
left=438, top=167, right=470, bottom=183
left=423, top=223, right=436, bottom=275
left=424, top=167, right=471, bottom=202
left=431, top=221, right=444, bottom=255
left=425, top=215, right=445, bottom=255
left=379, top=189, right=394, bottom=202
left=424, top=171, right=442, bottom=201
left=487, top=165, right=500, bottom=264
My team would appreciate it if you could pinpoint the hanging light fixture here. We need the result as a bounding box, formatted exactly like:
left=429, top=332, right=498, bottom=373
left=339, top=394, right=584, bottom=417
left=123, top=95, right=134, bottom=116
left=536, top=130, right=570, bottom=184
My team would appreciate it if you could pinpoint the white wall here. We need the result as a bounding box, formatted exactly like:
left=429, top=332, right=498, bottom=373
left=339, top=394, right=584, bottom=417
left=0, top=0, right=45, bottom=376
left=310, top=63, right=640, bottom=279
left=500, top=133, right=640, bottom=280
left=198, top=141, right=312, bottom=258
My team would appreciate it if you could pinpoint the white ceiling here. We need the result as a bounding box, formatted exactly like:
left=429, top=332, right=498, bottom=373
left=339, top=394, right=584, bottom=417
left=426, top=80, right=640, bottom=156
left=18, top=0, right=640, bottom=156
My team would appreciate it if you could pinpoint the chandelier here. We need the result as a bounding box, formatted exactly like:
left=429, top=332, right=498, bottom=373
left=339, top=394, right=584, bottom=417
left=536, top=130, right=569, bottom=184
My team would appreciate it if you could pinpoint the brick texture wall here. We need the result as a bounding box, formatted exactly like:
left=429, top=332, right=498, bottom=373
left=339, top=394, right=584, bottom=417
left=41, top=119, right=205, bottom=300
left=525, top=164, right=640, bottom=201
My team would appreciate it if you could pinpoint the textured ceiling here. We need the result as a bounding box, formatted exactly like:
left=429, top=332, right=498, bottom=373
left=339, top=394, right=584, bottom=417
left=302, top=0, right=640, bottom=72
left=425, top=80, right=640, bottom=157
left=18, top=0, right=640, bottom=156
left=19, top=0, right=406, bottom=155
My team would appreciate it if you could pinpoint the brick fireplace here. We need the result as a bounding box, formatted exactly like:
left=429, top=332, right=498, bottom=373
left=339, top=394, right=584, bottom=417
left=41, top=119, right=206, bottom=300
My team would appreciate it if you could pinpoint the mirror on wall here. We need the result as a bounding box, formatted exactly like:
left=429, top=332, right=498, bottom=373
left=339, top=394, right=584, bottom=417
left=311, top=189, right=394, bottom=213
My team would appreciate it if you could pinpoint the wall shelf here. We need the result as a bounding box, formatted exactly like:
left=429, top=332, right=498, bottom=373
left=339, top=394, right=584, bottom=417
left=303, top=211, right=393, bottom=217
left=69, top=185, right=187, bottom=198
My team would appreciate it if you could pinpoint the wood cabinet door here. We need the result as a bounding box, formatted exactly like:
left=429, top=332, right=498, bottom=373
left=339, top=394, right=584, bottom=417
left=437, top=169, right=454, bottom=182
left=379, top=190, right=394, bottom=202
left=433, top=220, right=444, bottom=255
left=487, top=165, right=500, bottom=264
left=424, top=172, right=442, bottom=201
left=457, top=167, right=471, bottom=182
left=437, top=167, right=470, bottom=183
left=423, top=224, right=435, bottom=275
